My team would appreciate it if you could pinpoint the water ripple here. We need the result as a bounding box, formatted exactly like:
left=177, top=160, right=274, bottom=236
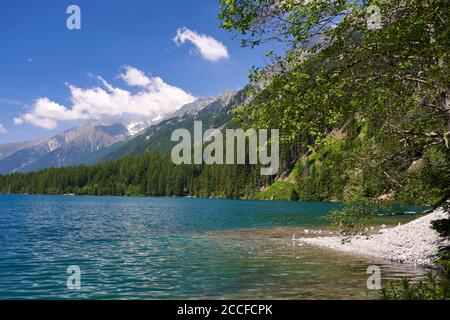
left=0, top=195, right=428, bottom=299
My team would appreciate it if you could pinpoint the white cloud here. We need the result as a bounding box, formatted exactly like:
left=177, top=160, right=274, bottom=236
left=27, top=58, right=34, bottom=63
left=0, top=124, right=7, bottom=134
left=14, top=66, right=196, bottom=130
left=173, top=27, right=229, bottom=62
left=14, top=98, right=80, bottom=129
left=120, top=66, right=151, bottom=87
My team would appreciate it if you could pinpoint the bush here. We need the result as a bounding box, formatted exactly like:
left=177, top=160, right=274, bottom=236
left=323, top=202, right=374, bottom=241
left=380, top=272, right=450, bottom=300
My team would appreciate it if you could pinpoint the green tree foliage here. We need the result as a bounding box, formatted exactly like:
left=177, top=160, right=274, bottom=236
left=323, top=202, right=374, bottom=240
left=290, top=188, right=299, bottom=201
left=220, top=0, right=450, bottom=205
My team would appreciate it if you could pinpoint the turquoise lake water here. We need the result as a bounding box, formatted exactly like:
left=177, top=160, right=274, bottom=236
left=0, top=195, right=429, bottom=299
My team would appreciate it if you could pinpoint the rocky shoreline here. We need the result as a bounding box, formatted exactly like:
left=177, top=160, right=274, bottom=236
left=299, top=207, right=449, bottom=268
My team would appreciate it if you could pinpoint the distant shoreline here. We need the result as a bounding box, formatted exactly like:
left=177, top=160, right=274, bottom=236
left=0, top=192, right=430, bottom=212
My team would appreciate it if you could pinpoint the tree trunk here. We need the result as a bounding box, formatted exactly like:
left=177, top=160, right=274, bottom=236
left=444, top=90, right=450, bottom=148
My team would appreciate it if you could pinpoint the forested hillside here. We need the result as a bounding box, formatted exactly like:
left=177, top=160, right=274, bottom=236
left=222, top=0, right=450, bottom=205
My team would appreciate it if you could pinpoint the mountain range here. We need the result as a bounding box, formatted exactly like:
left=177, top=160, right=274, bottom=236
left=0, top=91, right=238, bottom=175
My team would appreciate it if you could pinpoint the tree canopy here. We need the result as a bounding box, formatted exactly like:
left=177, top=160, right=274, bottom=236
left=221, top=0, right=450, bottom=203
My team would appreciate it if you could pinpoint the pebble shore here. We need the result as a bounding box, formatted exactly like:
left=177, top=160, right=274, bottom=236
left=300, top=207, right=449, bottom=268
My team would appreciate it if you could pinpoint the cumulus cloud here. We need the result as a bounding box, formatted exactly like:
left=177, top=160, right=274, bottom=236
left=120, top=66, right=151, bottom=87
left=0, top=124, right=7, bottom=134
left=173, top=27, right=229, bottom=62
left=14, top=66, right=196, bottom=129
left=14, top=98, right=80, bottom=129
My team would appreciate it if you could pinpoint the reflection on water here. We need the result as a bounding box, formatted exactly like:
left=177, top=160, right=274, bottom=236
left=0, top=195, right=429, bottom=299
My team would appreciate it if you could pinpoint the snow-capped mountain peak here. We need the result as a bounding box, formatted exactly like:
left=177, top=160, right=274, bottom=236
left=126, top=119, right=155, bottom=136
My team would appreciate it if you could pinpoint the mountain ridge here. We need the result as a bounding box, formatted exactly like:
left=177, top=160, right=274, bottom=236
left=0, top=91, right=240, bottom=174
left=103, top=90, right=240, bottom=160
left=0, top=120, right=148, bottom=174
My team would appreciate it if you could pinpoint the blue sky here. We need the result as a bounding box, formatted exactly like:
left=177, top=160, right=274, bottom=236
left=0, top=0, right=278, bottom=144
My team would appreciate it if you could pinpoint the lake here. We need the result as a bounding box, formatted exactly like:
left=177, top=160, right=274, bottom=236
left=0, top=195, right=428, bottom=299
